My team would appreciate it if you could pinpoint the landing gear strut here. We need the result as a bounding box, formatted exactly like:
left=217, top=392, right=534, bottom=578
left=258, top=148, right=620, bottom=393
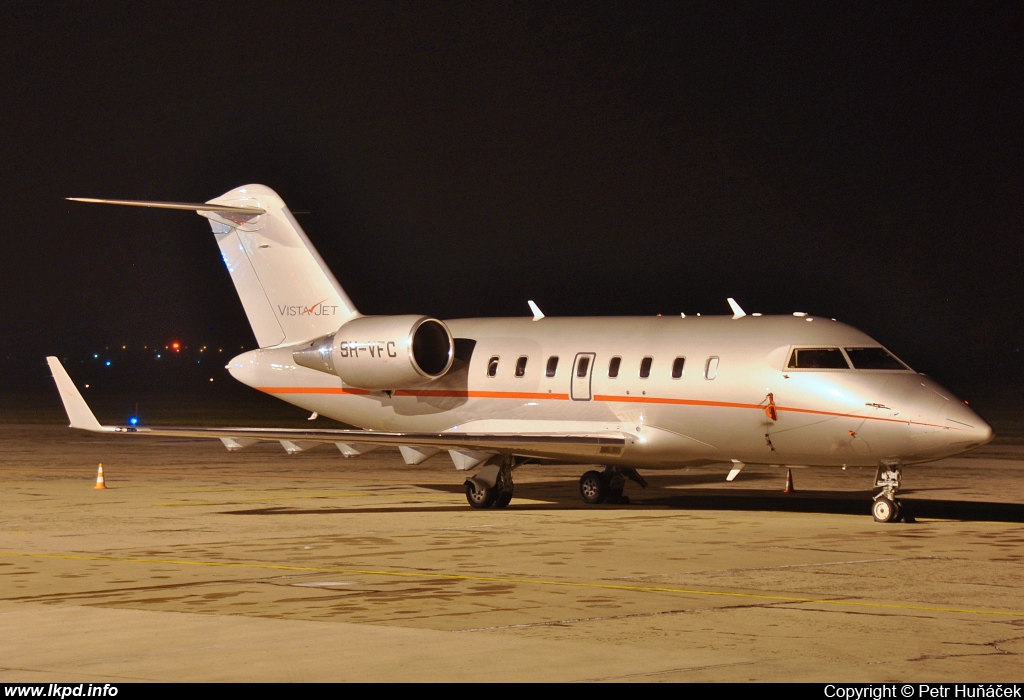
left=465, top=455, right=516, bottom=509
left=579, top=466, right=647, bottom=505
left=872, top=462, right=912, bottom=523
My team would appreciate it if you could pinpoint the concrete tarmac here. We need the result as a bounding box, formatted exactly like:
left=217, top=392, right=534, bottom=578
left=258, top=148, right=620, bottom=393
left=1, top=424, right=1023, bottom=682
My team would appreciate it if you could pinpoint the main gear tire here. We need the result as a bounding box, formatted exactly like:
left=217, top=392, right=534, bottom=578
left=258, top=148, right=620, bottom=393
left=579, top=470, right=609, bottom=504
left=494, top=488, right=513, bottom=509
left=466, top=479, right=496, bottom=509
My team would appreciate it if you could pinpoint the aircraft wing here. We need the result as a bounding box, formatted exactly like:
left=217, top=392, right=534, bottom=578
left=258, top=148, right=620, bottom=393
left=46, top=357, right=626, bottom=464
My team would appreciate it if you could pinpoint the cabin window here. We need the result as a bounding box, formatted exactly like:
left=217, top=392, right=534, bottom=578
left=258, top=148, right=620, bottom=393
left=515, top=356, right=528, bottom=378
left=844, top=347, right=909, bottom=370
left=787, top=347, right=850, bottom=369
left=608, top=356, right=621, bottom=378
left=671, top=356, right=686, bottom=379
left=639, top=356, right=653, bottom=378
left=545, top=356, right=559, bottom=377
left=704, top=356, right=719, bottom=380
left=576, top=356, right=591, bottom=378
left=487, top=356, right=500, bottom=377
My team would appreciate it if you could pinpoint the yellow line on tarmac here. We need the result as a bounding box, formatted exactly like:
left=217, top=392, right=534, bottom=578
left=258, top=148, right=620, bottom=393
left=1, top=551, right=1021, bottom=618
left=154, top=492, right=369, bottom=506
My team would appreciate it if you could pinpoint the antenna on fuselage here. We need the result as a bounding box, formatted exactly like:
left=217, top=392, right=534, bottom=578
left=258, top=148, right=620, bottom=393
left=727, top=298, right=747, bottom=319
left=528, top=300, right=545, bottom=321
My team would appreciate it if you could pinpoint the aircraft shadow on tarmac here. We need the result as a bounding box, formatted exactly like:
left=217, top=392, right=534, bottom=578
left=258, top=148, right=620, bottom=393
left=222, top=472, right=1024, bottom=523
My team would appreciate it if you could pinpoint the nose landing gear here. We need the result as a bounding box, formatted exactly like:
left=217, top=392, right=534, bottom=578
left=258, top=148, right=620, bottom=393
left=872, top=495, right=899, bottom=523
left=872, top=463, right=914, bottom=523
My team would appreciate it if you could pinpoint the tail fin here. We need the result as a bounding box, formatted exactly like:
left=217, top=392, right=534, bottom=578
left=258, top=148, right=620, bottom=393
left=203, top=185, right=359, bottom=347
left=69, top=185, right=359, bottom=347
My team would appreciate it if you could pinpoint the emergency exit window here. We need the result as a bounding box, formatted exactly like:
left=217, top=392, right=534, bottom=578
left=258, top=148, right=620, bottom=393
left=576, top=356, right=591, bottom=377
left=704, top=356, right=719, bottom=380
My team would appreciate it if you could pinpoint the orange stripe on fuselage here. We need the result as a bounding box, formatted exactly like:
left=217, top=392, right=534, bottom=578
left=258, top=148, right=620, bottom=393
left=394, top=390, right=570, bottom=400
left=256, top=387, right=569, bottom=401
left=593, top=394, right=762, bottom=410
left=253, top=387, right=959, bottom=431
left=258, top=386, right=373, bottom=395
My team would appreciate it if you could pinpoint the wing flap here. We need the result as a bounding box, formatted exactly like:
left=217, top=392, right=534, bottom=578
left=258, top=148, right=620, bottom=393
left=46, top=357, right=626, bottom=460
left=102, top=424, right=627, bottom=459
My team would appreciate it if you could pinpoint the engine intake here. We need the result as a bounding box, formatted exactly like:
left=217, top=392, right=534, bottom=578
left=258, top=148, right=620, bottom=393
left=292, top=315, right=454, bottom=390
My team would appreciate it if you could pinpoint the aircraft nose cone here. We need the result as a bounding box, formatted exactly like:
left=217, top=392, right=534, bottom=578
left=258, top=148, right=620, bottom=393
left=945, top=400, right=993, bottom=447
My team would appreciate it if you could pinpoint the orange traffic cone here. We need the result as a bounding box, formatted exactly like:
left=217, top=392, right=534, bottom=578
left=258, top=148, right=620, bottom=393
left=94, top=463, right=107, bottom=490
left=783, top=468, right=794, bottom=493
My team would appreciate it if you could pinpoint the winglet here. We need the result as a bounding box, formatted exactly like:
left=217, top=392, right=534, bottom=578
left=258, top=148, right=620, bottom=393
left=528, top=300, right=545, bottom=321
left=727, top=298, right=746, bottom=320
left=46, top=357, right=108, bottom=432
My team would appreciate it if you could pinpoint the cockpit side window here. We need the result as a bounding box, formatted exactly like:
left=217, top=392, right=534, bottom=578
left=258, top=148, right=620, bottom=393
left=787, top=347, right=850, bottom=369
left=845, top=347, right=910, bottom=370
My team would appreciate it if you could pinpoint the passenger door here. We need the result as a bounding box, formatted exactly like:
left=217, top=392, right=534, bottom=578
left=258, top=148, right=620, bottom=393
left=571, top=352, right=596, bottom=401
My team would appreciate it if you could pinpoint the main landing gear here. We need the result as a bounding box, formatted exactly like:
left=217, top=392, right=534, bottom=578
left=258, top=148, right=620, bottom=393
left=579, top=466, right=647, bottom=505
left=464, top=455, right=516, bottom=509
left=872, top=462, right=914, bottom=523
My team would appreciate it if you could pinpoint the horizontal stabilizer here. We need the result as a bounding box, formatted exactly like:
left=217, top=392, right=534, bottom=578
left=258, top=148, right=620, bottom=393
left=68, top=197, right=265, bottom=217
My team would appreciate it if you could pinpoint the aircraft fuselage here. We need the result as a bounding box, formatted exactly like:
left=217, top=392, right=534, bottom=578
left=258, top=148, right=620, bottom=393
left=227, top=314, right=991, bottom=470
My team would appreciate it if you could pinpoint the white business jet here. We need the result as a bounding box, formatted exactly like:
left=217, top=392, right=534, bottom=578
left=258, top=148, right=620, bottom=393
left=49, top=185, right=992, bottom=522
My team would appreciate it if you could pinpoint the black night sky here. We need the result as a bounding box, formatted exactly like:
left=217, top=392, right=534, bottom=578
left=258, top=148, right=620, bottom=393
left=1, top=3, right=1022, bottom=407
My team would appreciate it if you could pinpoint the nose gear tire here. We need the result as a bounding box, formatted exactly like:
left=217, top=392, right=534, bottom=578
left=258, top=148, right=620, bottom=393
left=872, top=496, right=899, bottom=523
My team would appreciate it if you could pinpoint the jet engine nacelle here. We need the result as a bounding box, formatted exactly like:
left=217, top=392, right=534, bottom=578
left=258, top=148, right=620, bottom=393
left=292, top=315, right=454, bottom=390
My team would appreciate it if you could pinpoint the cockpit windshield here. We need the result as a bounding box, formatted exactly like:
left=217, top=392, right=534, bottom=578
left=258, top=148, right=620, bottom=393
left=844, top=347, right=910, bottom=370
left=786, top=346, right=911, bottom=371
left=787, top=348, right=850, bottom=369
